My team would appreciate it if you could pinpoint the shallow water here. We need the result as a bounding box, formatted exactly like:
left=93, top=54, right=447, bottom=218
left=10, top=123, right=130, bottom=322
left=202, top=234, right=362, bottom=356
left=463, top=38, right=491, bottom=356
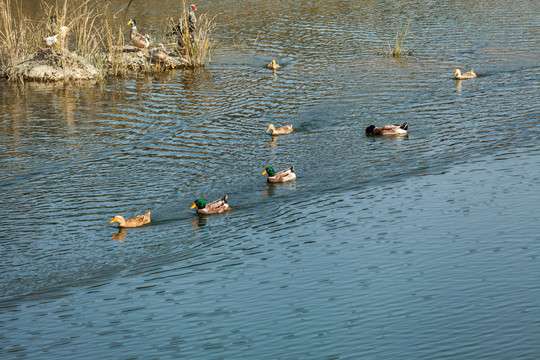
left=1, top=0, right=539, bottom=358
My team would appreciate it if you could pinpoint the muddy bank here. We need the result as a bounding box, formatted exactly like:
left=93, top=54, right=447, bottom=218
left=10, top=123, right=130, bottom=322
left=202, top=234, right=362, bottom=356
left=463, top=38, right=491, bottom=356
left=1, top=46, right=189, bottom=82
left=1, top=49, right=100, bottom=82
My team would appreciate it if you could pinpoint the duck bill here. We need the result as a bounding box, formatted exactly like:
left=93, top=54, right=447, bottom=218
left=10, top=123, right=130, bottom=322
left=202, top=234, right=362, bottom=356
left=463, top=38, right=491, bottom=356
left=261, top=170, right=267, bottom=175
left=190, top=203, right=197, bottom=209
left=109, top=219, right=116, bottom=224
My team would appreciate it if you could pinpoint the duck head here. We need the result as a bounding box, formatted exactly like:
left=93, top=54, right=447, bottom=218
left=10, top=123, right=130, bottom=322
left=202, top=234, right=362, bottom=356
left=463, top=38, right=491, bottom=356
left=454, top=69, right=461, bottom=77
left=262, top=167, right=276, bottom=176
left=127, top=18, right=137, bottom=27
left=110, top=215, right=126, bottom=226
left=265, top=124, right=276, bottom=133
left=365, top=125, right=376, bottom=135
left=190, top=199, right=206, bottom=209
left=190, top=4, right=197, bottom=11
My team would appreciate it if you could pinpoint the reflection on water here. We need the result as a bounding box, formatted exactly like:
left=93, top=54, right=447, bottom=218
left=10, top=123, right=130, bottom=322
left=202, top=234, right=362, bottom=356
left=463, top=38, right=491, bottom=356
left=1, top=0, right=539, bottom=359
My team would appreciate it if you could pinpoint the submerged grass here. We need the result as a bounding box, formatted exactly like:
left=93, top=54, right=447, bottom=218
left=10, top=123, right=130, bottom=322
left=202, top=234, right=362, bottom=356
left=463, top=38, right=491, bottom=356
left=0, top=0, right=216, bottom=82
left=386, top=20, right=412, bottom=57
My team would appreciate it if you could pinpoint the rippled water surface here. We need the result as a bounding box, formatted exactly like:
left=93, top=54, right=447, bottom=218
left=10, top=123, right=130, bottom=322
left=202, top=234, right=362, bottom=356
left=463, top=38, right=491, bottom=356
left=1, top=0, right=539, bottom=358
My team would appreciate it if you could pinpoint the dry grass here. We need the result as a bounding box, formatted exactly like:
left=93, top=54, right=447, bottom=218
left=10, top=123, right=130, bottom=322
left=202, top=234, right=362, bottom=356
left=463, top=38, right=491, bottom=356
left=0, top=0, right=216, bottom=82
left=386, top=20, right=412, bottom=57
left=164, top=3, right=217, bottom=68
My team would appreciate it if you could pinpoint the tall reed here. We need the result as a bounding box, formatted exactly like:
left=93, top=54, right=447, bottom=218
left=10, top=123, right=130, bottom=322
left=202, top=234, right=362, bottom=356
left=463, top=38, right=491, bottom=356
left=167, top=1, right=216, bottom=68
left=386, top=20, right=412, bottom=57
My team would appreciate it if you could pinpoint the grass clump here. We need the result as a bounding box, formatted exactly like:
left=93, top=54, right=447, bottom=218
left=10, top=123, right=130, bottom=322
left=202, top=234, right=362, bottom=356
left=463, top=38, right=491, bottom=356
left=386, top=20, right=412, bottom=57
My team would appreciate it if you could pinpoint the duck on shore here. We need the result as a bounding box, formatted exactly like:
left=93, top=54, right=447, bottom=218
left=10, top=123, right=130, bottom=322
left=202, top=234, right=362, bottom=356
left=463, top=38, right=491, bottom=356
left=152, top=43, right=173, bottom=67
left=127, top=19, right=150, bottom=51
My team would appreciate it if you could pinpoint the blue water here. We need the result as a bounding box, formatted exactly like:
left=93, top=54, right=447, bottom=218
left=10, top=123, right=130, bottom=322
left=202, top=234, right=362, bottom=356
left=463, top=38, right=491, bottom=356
left=1, top=0, right=539, bottom=358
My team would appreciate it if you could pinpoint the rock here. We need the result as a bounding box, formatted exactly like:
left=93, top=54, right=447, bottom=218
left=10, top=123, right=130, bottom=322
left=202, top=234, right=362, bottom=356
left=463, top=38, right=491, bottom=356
left=5, top=49, right=100, bottom=82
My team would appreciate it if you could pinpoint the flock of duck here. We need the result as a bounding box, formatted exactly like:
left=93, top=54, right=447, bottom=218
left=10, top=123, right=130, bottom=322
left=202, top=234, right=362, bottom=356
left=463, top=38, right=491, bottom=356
left=108, top=5, right=478, bottom=229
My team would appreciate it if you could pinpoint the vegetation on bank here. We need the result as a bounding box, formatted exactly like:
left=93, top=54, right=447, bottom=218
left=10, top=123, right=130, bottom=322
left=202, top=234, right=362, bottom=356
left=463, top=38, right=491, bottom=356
left=0, top=0, right=216, bottom=82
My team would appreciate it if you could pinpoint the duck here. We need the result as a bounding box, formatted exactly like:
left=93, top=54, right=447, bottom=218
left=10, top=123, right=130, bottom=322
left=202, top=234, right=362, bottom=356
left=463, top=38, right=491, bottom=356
left=127, top=19, right=150, bottom=51
left=188, top=4, right=198, bottom=33
left=266, top=124, right=294, bottom=135
left=168, top=4, right=197, bottom=47
left=152, top=43, right=173, bottom=68
left=365, top=122, right=408, bottom=136
left=262, top=166, right=296, bottom=183
left=110, top=211, right=151, bottom=228
left=454, top=68, right=477, bottom=79
left=43, top=34, right=60, bottom=47
left=43, top=25, right=69, bottom=47
left=190, top=195, right=231, bottom=214
left=268, top=59, right=280, bottom=71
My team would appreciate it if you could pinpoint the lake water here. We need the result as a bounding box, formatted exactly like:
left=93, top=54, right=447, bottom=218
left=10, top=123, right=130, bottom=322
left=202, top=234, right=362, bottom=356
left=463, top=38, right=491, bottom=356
left=1, top=0, right=539, bottom=358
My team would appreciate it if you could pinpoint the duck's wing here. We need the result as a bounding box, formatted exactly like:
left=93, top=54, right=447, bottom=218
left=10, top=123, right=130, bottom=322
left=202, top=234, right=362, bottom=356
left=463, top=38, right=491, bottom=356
left=277, top=124, right=294, bottom=134
left=126, top=211, right=151, bottom=226
left=206, top=196, right=230, bottom=212
left=132, top=31, right=149, bottom=48
left=273, top=167, right=296, bottom=181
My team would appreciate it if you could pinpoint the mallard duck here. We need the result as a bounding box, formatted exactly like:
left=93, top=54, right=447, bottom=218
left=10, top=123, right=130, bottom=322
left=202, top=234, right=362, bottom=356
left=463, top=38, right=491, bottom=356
left=454, top=68, right=477, bottom=79
left=188, top=4, right=198, bottom=33
left=268, top=59, right=280, bottom=71
left=43, top=25, right=69, bottom=47
left=190, top=195, right=231, bottom=214
left=366, top=122, right=408, bottom=136
left=110, top=211, right=151, bottom=228
left=127, top=19, right=150, bottom=51
left=152, top=43, right=173, bottom=68
left=266, top=124, right=294, bottom=135
left=262, top=166, right=296, bottom=183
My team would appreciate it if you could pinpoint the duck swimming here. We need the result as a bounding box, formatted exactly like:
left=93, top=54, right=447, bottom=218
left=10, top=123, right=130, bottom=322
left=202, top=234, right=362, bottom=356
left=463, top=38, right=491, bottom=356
left=365, top=122, right=408, bottom=136
left=191, top=195, right=231, bottom=214
left=454, top=68, right=477, bottom=79
left=266, top=124, right=294, bottom=135
left=268, top=59, right=280, bottom=71
left=127, top=19, right=150, bottom=51
left=262, top=166, right=296, bottom=183
left=110, top=211, right=151, bottom=228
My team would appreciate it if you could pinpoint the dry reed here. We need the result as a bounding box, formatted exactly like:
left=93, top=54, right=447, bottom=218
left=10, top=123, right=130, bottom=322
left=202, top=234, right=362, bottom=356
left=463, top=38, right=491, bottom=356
left=0, top=0, right=216, bottom=82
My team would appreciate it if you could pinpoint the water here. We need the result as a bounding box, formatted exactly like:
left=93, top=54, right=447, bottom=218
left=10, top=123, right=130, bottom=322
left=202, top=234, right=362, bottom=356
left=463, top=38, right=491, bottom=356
left=1, top=0, right=539, bottom=358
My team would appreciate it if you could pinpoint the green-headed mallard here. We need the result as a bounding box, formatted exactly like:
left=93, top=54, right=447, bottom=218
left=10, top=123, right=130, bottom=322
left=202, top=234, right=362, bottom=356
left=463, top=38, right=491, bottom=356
left=262, top=166, right=296, bottom=183
left=266, top=124, right=294, bottom=135
left=127, top=19, right=150, bottom=51
left=110, top=211, right=151, bottom=228
left=454, top=68, right=477, bottom=79
left=365, top=122, right=408, bottom=136
left=268, top=59, right=280, bottom=71
left=190, top=195, right=231, bottom=214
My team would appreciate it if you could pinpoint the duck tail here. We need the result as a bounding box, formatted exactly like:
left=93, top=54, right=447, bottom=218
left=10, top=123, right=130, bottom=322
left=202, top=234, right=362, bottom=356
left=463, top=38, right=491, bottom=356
left=400, top=122, right=409, bottom=130
left=290, top=166, right=295, bottom=173
left=222, top=195, right=228, bottom=203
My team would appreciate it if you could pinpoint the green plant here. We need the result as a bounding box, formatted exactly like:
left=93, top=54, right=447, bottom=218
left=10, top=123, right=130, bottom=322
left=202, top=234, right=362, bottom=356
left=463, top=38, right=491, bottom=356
left=386, top=20, right=412, bottom=57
